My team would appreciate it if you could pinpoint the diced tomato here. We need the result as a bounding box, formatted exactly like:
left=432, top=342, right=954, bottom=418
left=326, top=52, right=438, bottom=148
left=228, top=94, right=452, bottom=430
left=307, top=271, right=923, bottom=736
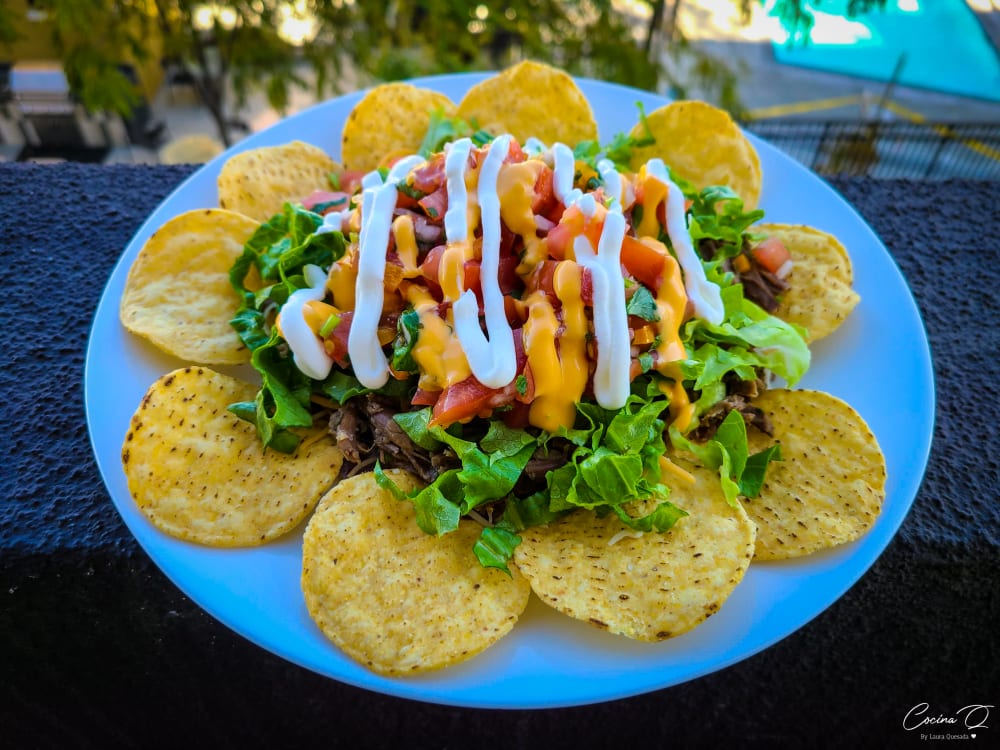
left=411, top=153, right=446, bottom=193
left=301, top=190, right=350, bottom=214
left=463, top=259, right=483, bottom=308
left=322, top=311, right=353, bottom=368
left=411, top=387, right=440, bottom=407
left=621, top=235, right=667, bottom=289
left=545, top=221, right=574, bottom=261
left=501, top=400, right=532, bottom=429
left=751, top=237, right=792, bottom=274
left=418, top=187, right=448, bottom=223
left=430, top=377, right=515, bottom=427
left=497, top=252, right=520, bottom=295
left=545, top=205, right=605, bottom=261
left=527, top=260, right=560, bottom=301
left=531, top=166, right=557, bottom=218
left=428, top=328, right=529, bottom=427
left=505, top=140, right=527, bottom=164
left=420, top=244, right=446, bottom=283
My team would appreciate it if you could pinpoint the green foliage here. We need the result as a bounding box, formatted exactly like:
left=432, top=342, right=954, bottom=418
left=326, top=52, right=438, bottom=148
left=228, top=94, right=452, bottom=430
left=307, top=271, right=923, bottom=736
left=0, top=1, right=891, bottom=146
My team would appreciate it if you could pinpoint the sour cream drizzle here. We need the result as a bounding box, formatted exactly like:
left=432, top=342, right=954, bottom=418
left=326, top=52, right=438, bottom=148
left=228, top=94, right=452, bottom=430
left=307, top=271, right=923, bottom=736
left=280, top=264, right=335, bottom=380
left=572, top=209, right=630, bottom=409
left=444, top=138, right=473, bottom=243
left=452, top=135, right=518, bottom=388
left=645, top=158, right=725, bottom=325
left=348, top=153, right=425, bottom=388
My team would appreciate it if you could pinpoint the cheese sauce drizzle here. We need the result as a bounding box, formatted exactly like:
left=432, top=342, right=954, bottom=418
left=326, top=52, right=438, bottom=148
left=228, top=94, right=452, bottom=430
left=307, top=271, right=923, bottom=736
left=452, top=135, right=518, bottom=388
left=348, top=153, right=425, bottom=388
left=645, top=158, right=725, bottom=325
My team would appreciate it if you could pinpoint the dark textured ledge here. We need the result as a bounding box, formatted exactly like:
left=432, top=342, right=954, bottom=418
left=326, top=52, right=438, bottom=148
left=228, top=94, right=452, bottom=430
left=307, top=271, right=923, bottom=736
left=2, top=164, right=997, bottom=748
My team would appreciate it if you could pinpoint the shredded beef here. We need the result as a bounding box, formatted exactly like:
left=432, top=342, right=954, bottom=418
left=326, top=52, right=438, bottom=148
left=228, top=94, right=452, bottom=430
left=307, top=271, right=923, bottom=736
left=687, top=376, right=774, bottom=444
left=328, top=394, right=459, bottom=484
left=734, top=261, right=789, bottom=314
left=698, top=238, right=789, bottom=314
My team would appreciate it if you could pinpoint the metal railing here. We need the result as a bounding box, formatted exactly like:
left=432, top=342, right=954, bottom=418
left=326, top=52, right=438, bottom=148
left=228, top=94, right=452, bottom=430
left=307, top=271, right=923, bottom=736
left=743, top=119, right=1000, bottom=180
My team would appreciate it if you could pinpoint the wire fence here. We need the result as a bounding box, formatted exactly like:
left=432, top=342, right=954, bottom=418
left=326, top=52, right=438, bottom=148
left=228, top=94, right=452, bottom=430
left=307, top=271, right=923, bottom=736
left=742, top=119, right=1000, bottom=180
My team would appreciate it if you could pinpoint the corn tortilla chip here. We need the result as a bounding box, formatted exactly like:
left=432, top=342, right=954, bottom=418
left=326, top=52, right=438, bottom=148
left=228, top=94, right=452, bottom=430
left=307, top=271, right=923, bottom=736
left=629, top=100, right=762, bottom=210
left=513, top=464, right=756, bottom=642
left=301, top=470, right=531, bottom=675
left=218, top=140, right=335, bottom=221
left=122, top=367, right=342, bottom=546
left=744, top=389, right=886, bottom=560
left=340, top=83, right=456, bottom=173
left=456, top=60, right=598, bottom=147
left=120, top=208, right=259, bottom=365
left=755, top=223, right=860, bottom=342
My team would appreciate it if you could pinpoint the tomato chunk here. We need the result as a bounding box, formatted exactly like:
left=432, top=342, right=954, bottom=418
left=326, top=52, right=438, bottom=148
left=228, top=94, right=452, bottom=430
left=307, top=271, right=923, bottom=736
left=750, top=237, right=792, bottom=274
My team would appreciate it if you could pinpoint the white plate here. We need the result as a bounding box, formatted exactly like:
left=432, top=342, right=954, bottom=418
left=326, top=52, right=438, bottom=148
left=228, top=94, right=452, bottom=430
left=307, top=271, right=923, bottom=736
left=85, top=73, right=934, bottom=708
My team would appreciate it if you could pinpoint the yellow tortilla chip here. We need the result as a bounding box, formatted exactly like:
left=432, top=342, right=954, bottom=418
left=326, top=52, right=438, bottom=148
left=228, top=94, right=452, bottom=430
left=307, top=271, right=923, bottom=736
left=755, top=223, right=860, bottom=342
left=120, top=209, right=259, bottom=365
left=456, top=60, right=598, bottom=147
left=218, top=140, right=335, bottom=221
left=122, top=367, right=342, bottom=546
left=340, top=83, right=456, bottom=173
left=301, top=470, right=531, bottom=675
left=513, top=464, right=756, bottom=642
left=744, top=389, right=886, bottom=560
left=629, top=100, right=762, bottom=210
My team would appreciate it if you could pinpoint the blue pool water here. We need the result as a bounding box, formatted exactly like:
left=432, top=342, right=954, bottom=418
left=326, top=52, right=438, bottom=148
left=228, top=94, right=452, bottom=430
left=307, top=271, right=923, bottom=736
left=770, top=0, right=1000, bottom=103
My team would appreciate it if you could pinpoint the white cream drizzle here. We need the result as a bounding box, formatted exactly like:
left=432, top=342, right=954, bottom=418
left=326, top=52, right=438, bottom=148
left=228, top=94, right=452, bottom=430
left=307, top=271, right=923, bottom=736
left=452, top=135, right=517, bottom=389
left=280, top=264, right=334, bottom=380
left=645, top=158, right=725, bottom=325
left=287, top=138, right=721, bottom=417
left=315, top=208, right=352, bottom=235
left=347, top=154, right=425, bottom=388
left=444, top=138, right=474, bottom=243
left=572, top=208, right=631, bottom=410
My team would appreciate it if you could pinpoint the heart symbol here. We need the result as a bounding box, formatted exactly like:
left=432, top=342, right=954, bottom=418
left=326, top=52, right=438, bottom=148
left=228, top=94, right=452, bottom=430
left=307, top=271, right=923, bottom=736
left=972, top=734, right=976, bottom=738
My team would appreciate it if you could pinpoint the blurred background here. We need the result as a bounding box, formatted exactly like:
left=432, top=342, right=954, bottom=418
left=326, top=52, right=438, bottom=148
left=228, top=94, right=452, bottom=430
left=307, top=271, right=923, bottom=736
left=1, top=0, right=998, bottom=178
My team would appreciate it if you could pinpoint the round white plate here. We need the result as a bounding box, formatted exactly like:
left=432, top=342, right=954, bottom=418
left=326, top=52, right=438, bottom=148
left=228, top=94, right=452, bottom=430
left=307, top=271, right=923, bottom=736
left=85, top=73, right=934, bottom=708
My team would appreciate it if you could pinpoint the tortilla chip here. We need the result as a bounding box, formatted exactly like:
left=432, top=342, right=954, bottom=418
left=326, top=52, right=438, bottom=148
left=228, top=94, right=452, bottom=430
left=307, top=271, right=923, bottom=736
left=122, top=367, right=342, bottom=546
left=340, top=83, right=456, bottom=173
left=301, top=470, right=531, bottom=675
left=218, top=140, right=335, bottom=221
left=755, top=223, right=860, bottom=342
left=744, top=389, right=886, bottom=560
left=456, top=60, right=598, bottom=147
left=513, top=464, right=756, bottom=641
left=629, top=100, right=762, bottom=210
left=120, top=208, right=259, bottom=365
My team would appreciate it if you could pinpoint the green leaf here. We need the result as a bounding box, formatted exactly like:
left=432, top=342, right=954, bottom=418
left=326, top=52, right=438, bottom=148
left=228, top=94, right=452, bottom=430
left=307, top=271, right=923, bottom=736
left=392, top=408, right=442, bottom=451
left=625, top=285, right=660, bottom=321
left=375, top=463, right=462, bottom=536
left=472, top=527, right=522, bottom=576
left=390, top=307, right=421, bottom=373
left=740, top=444, right=782, bottom=498
left=612, top=500, right=687, bottom=533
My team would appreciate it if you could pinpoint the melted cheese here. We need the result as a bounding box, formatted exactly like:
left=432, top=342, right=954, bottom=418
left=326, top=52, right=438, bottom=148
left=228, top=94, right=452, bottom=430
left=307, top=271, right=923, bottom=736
left=391, top=214, right=421, bottom=278
left=497, top=159, right=546, bottom=268
left=523, top=261, right=590, bottom=432
left=405, top=284, right=471, bottom=390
